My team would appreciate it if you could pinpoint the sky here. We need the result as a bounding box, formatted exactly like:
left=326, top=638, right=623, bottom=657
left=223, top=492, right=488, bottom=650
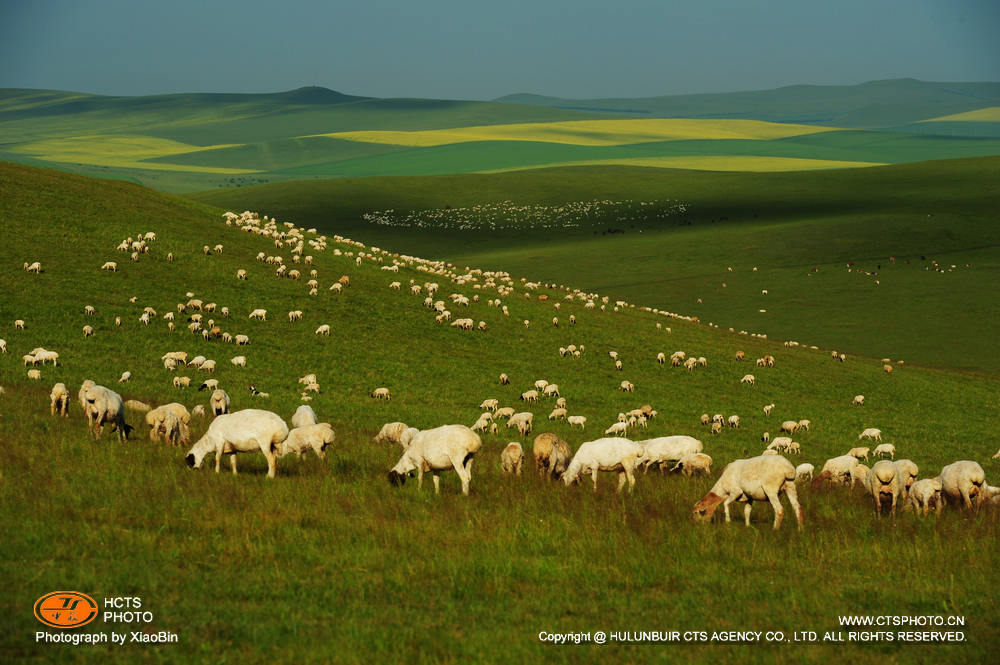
left=1, top=0, right=997, bottom=100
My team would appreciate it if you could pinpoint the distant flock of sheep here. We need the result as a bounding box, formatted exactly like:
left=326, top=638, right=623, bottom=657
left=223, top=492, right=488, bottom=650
left=8, top=210, right=999, bottom=531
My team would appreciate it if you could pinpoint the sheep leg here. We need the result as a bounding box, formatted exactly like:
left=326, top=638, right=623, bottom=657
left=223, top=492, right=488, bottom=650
left=784, top=482, right=804, bottom=529
left=765, top=490, right=785, bottom=530
left=935, top=495, right=943, bottom=516
left=743, top=502, right=753, bottom=527
left=591, top=468, right=599, bottom=493
left=230, top=454, right=238, bottom=475
left=617, top=472, right=627, bottom=493
left=624, top=462, right=636, bottom=493
left=961, top=490, right=973, bottom=511
left=722, top=496, right=735, bottom=523
left=432, top=472, right=441, bottom=495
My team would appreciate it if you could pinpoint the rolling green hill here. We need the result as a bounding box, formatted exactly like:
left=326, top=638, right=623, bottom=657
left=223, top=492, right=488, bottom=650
left=1, top=161, right=998, bottom=664
left=193, top=156, right=1000, bottom=374
left=2, top=81, right=999, bottom=192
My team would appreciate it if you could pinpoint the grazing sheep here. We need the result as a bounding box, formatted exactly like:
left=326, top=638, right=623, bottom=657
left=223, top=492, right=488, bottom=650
left=710, top=421, right=722, bottom=435
left=479, top=398, right=499, bottom=412
left=499, top=373, right=510, bottom=385
left=937, top=461, right=987, bottom=511
left=692, top=455, right=803, bottom=530
left=520, top=390, right=539, bottom=402
left=853, top=395, right=865, bottom=406
left=199, top=359, right=216, bottom=373
left=542, top=383, right=560, bottom=398
left=727, top=415, right=740, bottom=428
left=908, top=478, right=944, bottom=516
left=280, top=423, right=336, bottom=460
left=533, top=433, right=571, bottom=477
left=848, top=446, right=870, bottom=462
left=507, top=412, right=534, bottom=436
left=210, top=389, right=231, bottom=416
left=797, top=419, right=811, bottom=431
left=234, top=334, right=250, bottom=346
left=101, top=261, right=117, bottom=272
left=740, top=374, right=755, bottom=386
left=812, top=455, right=860, bottom=487
left=795, top=463, right=814, bottom=483
left=173, top=376, right=191, bottom=389
left=374, top=421, right=409, bottom=446
left=851, top=463, right=870, bottom=488
left=370, top=387, right=391, bottom=400
left=50, top=383, right=70, bottom=417
left=185, top=409, right=289, bottom=478
left=867, top=460, right=903, bottom=517
left=248, top=309, right=267, bottom=321
left=199, top=379, right=219, bottom=392
left=561, top=437, right=645, bottom=493
left=501, top=442, right=524, bottom=476
left=605, top=421, right=629, bottom=436
left=495, top=407, right=515, bottom=420
left=123, top=399, right=151, bottom=412
left=637, top=435, right=703, bottom=473
left=291, top=404, right=318, bottom=429
left=230, top=355, right=247, bottom=368
left=27, top=369, right=41, bottom=380
left=619, top=380, right=634, bottom=392
left=670, top=453, right=713, bottom=476
left=893, top=459, right=919, bottom=496
left=763, top=403, right=774, bottom=416
left=82, top=325, right=94, bottom=337
left=700, top=413, right=710, bottom=426
left=15, top=319, right=25, bottom=330
left=567, top=415, right=587, bottom=429
left=873, top=443, right=896, bottom=459
left=387, top=424, right=482, bottom=495
left=145, top=403, right=191, bottom=442
left=83, top=385, right=130, bottom=442
left=548, top=407, right=568, bottom=420
left=315, top=324, right=331, bottom=336
left=859, top=428, right=882, bottom=442
left=779, top=420, right=799, bottom=434
left=118, top=371, right=131, bottom=384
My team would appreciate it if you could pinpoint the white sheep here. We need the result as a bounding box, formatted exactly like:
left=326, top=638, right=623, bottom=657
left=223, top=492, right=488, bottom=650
left=210, top=389, right=231, bottom=416
left=779, top=420, right=799, bottom=434
left=670, top=453, right=713, bottom=476
left=280, top=423, right=336, bottom=460
left=145, top=403, right=191, bottom=443
left=101, top=261, right=118, bottom=272
left=858, top=428, right=882, bottom=442
left=852, top=395, right=865, bottom=406
left=291, top=404, right=318, bottom=429
left=50, top=382, right=70, bottom=417
left=561, top=437, right=645, bottom=493
left=533, top=433, right=571, bottom=477
left=248, top=308, right=267, bottom=321
left=763, top=403, right=774, bottom=416
left=387, top=424, right=482, bottom=495
left=567, top=415, right=587, bottom=429
left=812, top=454, right=860, bottom=487
left=479, top=398, right=499, bottom=412
left=173, top=376, right=191, bottom=389
left=370, top=387, right=391, bottom=400
left=315, top=324, right=331, bottom=336
left=0, top=339, right=5, bottom=353
left=495, top=407, right=515, bottom=420
left=727, top=415, right=740, bottom=428
left=797, top=419, right=811, bottom=431
left=693, top=455, right=803, bottom=530
left=740, top=374, right=755, bottom=386
left=520, top=389, right=539, bottom=402
left=605, top=421, right=628, bottom=436
left=501, top=442, right=524, bottom=476
left=507, top=412, right=534, bottom=436
left=548, top=407, right=567, bottom=420
left=118, top=371, right=131, bottom=383
left=937, top=461, right=987, bottom=511
left=873, top=443, right=895, bottom=459
left=374, top=421, right=409, bottom=446
left=185, top=409, right=289, bottom=478
left=851, top=463, right=870, bottom=488
left=637, top=435, right=703, bottom=473
left=867, top=460, right=903, bottom=517
left=848, top=446, right=870, bottom=462
left=795, top=463, right=814, bottom=483
left=83, top=385, right=130, bottom=442
left=908, top=478, right=943, bottom=516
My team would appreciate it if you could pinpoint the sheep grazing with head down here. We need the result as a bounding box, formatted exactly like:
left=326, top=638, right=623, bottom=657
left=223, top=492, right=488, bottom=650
left=867, top=460, right=903, bottom=517
left=387, top=424, right=482, bottom=495
left=185, top=409, right=289, bottom=478
left=374, top=421, right=409, bottom=446
left=561, top=437, right=644, bottom=493
left=281, top=423, right=336, bottom=460
left=908, top=478, right=944, bottom=516
left=670, top=453, right=713, bottom=477
left=893, top=459, right=919, bottom=497
left=50, top=382, right=70, bottom=417
left=693, top=455, right=803, bottom=530
left=812, top=454, right=860, bottom=488
left=937, top=461, right=987, bottom=511
left=83, top=385, right=130, bottom=442
left=501, top=442, right=524, bottom=476
left=533, top=433, right=571, bottom=478
left=291, top=404, right=318, bottom=429
left=637, top=435, right=703, bottom=473
left=210, top=389, right=231, bottom=416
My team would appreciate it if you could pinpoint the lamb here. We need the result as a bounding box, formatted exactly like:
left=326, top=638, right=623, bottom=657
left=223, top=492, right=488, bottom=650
left=637, top=435, right=703, bottom=473
left=795, top=463, right=814, bottom=483
left=542, top=383, right=560, bottom=397
left=185, top=409, right=289, bottom=478
left=858, top=428, right=882, bottom=442
left=83, top=385, right=130, bottom=442
left=937, top=461, right=987, bottom=511
left=847, top=446, right=870, bottom=462
left=873, top=443, right=896, bottom=459
left=533, top=433, right=571, bottom=477
left=374, top=421, right=409, bottom=446
left=291, top=405, right=318, bottom=429
left=561, top=437, right=645, bottom=493
left=209, top=389, right=231, bottom=416
left=763, top=403, right=774, bottom=416
left=230, top=355, right=247, bottom=368
left=797, top=419, right=811, bottom=431
left=567, top=415, right=587, bottom=429
left=670, top=453, right=713, bottom=476
left=692, top=455, right=803, bottom=530
left=507, top=412, right=534, bottom=436
left=280, top=423, right=336, bottom=460
left=50, top=383, right=70, bottom=417
left=370, top=387, right=391, bottom=400
left=501, top=442, right=524, bottom=476
left=812, top=454, right=860, bottom=487
left=386, top=424, right=482, bottom=495
left=908, top=478, right=944, bottom=516
left=494, top=407, right=515, bottom=420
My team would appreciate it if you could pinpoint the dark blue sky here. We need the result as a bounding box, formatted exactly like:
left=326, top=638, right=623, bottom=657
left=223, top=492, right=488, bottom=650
left=1, top=0, right=997, bottom=100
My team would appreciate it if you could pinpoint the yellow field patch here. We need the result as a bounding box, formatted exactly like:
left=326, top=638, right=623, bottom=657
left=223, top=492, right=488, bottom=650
left=8, top=135, right=258, bottom=173
left=920, top=107, right=1000, bottom=123
left=314, top=118, right=839, bottom=147
left=482, top=155, right=883, bottom=174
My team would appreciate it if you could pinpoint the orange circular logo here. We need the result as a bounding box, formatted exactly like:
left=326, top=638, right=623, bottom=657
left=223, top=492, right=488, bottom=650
left=33, top=591, right=99, bottom=629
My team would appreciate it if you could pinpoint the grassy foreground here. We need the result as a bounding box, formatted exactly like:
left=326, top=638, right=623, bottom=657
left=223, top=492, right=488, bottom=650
left=1, top=162, right=998, bottom=664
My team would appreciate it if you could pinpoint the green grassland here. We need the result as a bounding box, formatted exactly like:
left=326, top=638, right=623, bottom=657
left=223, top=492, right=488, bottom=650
left=2, top=81, right=1000, bottom=192
left=1, top=161, right=998, bottom=664
left=193, top=156, right=1000, bottom=374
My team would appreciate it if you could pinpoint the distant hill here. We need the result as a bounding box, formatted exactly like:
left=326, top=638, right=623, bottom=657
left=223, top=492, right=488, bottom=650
left=496, top=78, right=1000, bottom=128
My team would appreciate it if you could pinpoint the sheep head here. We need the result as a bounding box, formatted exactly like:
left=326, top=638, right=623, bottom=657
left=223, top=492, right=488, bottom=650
left=692, top=492, right=726, bottom=522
